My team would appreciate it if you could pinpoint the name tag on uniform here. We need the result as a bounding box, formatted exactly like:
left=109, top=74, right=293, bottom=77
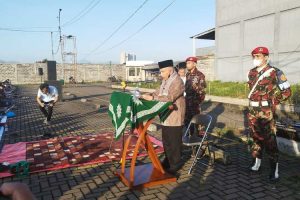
left=278, top=81, right=290, bottom=90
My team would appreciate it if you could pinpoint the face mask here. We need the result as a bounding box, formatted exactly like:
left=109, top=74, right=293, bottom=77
left=253, top=59, right=262, bottom=67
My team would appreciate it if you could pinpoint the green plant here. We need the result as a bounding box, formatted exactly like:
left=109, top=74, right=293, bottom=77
left=127, top=82, right=161, bottom=89
left=290, top=84, right=300, bottom=105
left=126, top=81, right=299, bottom=105
left=207, top=81, right=249, bottom=98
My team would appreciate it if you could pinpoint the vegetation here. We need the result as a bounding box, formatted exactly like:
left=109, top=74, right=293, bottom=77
left=207, top=81, right=249, bottom=99
left=125, top=81, right=300, bottom=105
left=127, top=81, right=161, bottom=89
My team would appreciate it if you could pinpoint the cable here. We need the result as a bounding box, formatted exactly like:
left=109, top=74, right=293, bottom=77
left=50, top=30, right=61, bottom=55
left=86, top=0, right=177, bottom=57
left=0, top=26, right=55, bottom=29
left=100, top=0, right=176, bottom=54
left=0, top=27, right=57, bottom=33
left=53, top=40, right=61, bottom=55
left=62, top=0, right=97, bottom=26
left=62, top=0, right=104, bottom=27
left=86, top=0, right=149, bottom=56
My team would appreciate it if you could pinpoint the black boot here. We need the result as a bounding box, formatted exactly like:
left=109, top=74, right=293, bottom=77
left=166, top=162, right=183, bottom=176
left=248, top=158, right=255, bottom=171
left=269, top=160, right=279, bottom=182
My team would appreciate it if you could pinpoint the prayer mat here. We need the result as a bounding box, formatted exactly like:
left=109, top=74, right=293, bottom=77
left=0, top=132, right=163, bottom=178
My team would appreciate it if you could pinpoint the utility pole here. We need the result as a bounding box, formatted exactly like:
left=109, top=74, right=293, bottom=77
left=58, top=8, right=65, bottom=80
left=58, top=8, right=62, bottom=42
left=51, top=31, right=54, bottom=60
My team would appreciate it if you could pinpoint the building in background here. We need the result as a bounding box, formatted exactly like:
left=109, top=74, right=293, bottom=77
left=192, top=0, right=300, bottom=83
left=125, top=61, right=159, bottom=82
left=120, top=52, right=137, bottom=64
left=191, top=29, right=216, bottom=81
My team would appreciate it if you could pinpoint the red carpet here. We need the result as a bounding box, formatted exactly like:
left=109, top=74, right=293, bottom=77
left=0, top=132, right=164, bottom=178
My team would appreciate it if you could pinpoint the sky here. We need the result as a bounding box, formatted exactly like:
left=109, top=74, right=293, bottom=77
left=0, top=0, right=215, bottom=64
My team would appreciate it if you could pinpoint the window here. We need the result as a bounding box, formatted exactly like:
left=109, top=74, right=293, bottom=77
left=136, top=68, right=140, bottom=76
left=129, top=68, right=135, bottom=76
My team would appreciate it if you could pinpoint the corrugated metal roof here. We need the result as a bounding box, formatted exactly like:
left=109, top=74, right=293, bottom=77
left=190, top=28, right=215, bottom=40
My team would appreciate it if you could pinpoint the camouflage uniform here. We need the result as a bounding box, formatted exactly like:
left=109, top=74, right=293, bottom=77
left=184, top=67, right=206, bottom=127
left=247, top=65, right=291, bottom=163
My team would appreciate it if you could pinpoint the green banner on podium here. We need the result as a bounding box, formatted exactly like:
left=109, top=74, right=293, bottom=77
left=108, top=91, right=171, bottom=139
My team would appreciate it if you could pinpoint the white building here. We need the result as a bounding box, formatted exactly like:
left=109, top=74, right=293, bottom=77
left=120, top=52, right=137, bottom=64
left=125, top=61, right=159, bottom=82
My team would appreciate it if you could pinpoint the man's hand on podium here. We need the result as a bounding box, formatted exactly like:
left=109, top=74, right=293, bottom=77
left=168, top=104, right=175, bottom=110
left=141, top=94, right=153, bottom=101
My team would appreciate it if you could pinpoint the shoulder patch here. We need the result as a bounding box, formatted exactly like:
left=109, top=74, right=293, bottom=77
left=276, top=70, right=285, bottom=81
left=280, top=74, right=287, bottom=81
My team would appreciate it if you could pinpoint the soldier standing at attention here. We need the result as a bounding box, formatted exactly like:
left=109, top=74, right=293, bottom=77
left=185, top=57, right=206, bottom=135
left=247, top=47, right=291, bottom=182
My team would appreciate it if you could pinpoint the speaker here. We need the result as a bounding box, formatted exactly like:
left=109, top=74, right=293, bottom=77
left=38, top=68, right=43, bottom=76
left=47, top=61, right=57, bottom=80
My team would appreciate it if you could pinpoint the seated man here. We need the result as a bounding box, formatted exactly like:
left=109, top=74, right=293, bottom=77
left=142, top=59, right=185, bottom=174
left=36, top=83, right=58, bottom=125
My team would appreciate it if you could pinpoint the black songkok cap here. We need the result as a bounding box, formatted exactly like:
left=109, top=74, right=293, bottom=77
left=158, top=59, right=173, bottom=69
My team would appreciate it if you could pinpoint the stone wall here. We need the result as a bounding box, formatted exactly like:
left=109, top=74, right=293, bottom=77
left=0, top=63, right=126, bottom=84
left=0, top=63, right=48, bottom=84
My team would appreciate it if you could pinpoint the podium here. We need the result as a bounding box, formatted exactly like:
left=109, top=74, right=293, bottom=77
left=108, top=91, right=176, bottom=189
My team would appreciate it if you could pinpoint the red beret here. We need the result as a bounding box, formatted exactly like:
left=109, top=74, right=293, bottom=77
left=186, top=57, right=198, bottom=63
left=251, top=47, right=269, bottom=55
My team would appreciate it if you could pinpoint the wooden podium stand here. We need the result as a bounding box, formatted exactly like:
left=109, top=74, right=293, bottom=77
left=116, top=118, right=176, bottom=189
